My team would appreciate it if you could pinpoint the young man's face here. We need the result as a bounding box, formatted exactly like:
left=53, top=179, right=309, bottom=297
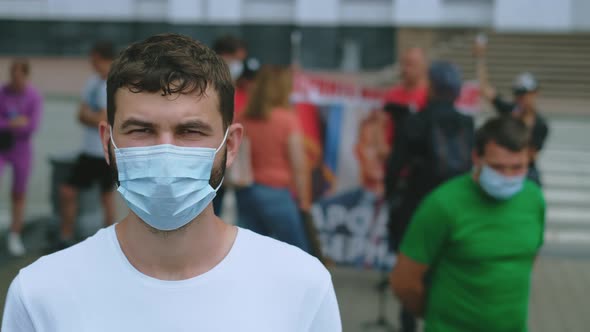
left=90, top=53, right=111, bottom=77
left=9, top=64, right=27, bottom=91
left=220, top=47, right=247, bottom=64
left=515, top=91, right=538, bottom=111
left=99, top=86, right=243, bottom=188
left=400, top=49, right=426, bottom=87
left=220, top=49, right=247, bottom=81
left=473, top=141, right=529, bottom=177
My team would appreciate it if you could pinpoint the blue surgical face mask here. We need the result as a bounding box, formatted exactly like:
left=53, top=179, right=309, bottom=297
left=228, top=61, right=244, bottom=81
left=110, top=128, right=228, bottom=231
left=478, top=164, right=525, bottom=200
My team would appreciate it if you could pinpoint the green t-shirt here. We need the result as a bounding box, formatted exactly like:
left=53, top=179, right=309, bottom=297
left=400, top=174, right=545, bottom=332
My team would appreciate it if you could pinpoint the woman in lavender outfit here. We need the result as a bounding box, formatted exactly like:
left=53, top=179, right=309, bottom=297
left=0, top=59, right=43, bottom=256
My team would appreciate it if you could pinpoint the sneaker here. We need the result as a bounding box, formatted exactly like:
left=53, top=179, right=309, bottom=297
left=7, top=232, right=26, bottom=257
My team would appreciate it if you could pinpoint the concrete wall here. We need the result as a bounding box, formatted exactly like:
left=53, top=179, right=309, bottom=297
left=494, top=0, right=573, bottom=32
left=572, top=0, right=590, bottom=31
left=0, top=21, right=396, bottom=70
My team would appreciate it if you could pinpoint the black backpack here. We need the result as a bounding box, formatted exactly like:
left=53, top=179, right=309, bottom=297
left=427, top=112, right=474, bottom=183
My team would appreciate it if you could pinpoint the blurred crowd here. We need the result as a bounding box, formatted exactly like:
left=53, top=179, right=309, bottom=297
left=0, top=33, right=548, bottom=331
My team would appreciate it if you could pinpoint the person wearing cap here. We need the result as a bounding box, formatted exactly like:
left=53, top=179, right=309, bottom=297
left=211, top=35, right=249, bottom=216
left=212, top=35, right=248, bottom=82
left=382, top=48, right=429, bottom=146
left=234, top=58, right=260, bottom=118
left=474, top=42, right=549, bottom=186
left=385, top=61, right=474, bottom=332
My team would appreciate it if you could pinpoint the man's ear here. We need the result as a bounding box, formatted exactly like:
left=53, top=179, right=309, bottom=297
left=99, top=121, right=111, bottom=165
left=472, top=149, right=484, bottom=179
left=471, top=149, right=482, bottom=168
left=225, top=123, right=244, bottom=168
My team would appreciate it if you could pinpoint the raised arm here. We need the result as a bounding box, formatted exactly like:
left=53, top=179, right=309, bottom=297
left=473, top=41, right=498, bottom=102
left=474, top=41, right=516, bottom=114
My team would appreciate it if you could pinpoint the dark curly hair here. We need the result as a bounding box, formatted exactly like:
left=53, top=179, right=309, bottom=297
left=107, top=33, right=234, bottom=130
left=475, top=116, right=531, bottom=156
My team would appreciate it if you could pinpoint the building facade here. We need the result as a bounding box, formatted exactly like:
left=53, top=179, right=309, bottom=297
left=1, top=0, right=587, bottom=69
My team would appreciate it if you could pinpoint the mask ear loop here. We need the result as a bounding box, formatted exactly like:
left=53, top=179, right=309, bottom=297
left=213, top=178, right=224, bottom=192
left=215, top=129, right=230, bottom=154
left=212, top=129, right=230, bottom=191
left=109, top=126, right=120, bottom=150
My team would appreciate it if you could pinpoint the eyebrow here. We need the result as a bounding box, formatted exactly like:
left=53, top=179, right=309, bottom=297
left=176, top=120, right=214, bottom=133
left=120, top=118, right=156, bottom=131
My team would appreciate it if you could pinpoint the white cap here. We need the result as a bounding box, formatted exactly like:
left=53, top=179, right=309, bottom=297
left=512, top=72, right=538, bottom=94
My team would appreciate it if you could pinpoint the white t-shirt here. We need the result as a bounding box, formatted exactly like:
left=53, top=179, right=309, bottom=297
left=81, top=75, right=107, bottom=157
left=2, top=226, right=341, bottom=332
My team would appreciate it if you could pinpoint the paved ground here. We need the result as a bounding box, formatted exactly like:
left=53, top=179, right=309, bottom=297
left=0, top=98, right=589, bottom=331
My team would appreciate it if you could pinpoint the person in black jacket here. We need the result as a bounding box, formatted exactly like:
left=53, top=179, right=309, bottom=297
left=474, top=40, right=549, bottom=186
left=385, top=61, right=475, bottom=332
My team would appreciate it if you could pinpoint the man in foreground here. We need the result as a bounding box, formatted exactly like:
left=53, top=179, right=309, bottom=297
left=391, top=116, right=545, bottom=332
left=3, top=33, right=341, bottom=332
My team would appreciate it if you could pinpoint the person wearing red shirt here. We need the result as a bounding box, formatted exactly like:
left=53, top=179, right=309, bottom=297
left=234, top=58, right=260, bottom=119
left=383, top=48, right=428, bottom=145
left=382, top=47, right=428, bottom=332
left=212, top=35, right=248, bottom=216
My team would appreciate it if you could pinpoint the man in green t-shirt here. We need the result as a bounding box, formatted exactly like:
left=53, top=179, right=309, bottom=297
left=390, top=116, right=545, bottom=332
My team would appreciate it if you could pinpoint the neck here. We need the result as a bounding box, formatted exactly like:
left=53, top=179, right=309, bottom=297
left=8, top=83, right=25, bottom=93
left=115, top=206, right=237, bottom=281
left=98, top=71, right=109, bottom=80
left=403, top=78, right=425, bottom=90
left=363, top=179, right=385, bottom=198
left=523, top=106, right=536, bottom=115
left=472, top=169, right=480, bottom=183
left=516, top=102, right=535, bottom=115
left=98, top=63, right=112, bottom=80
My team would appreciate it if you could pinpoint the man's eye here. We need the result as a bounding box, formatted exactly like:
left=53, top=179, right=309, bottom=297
left=129, top=128, right=152, bottom=134
left=181, top=129, right=203, bottom=135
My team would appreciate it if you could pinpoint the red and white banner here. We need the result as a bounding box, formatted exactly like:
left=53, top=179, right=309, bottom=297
left=293, top=71, right=481, bottom=269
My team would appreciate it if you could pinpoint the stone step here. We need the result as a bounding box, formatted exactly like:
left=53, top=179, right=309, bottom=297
left=540, top=156, right=590, bottom=166
left=540, top=236, right=590, bottom=258
left=540, top=163, right=590, bottom=175
left=447, top=57, right=590, bottom=69
left=543, top=175, right=590, bottom=190
left=543, top=229, right=590, bottom=247
left=547, top=208, right=590, bottom=226
left=432, top=31, right=590, bottom=100
left=543, top=147, right=590, bottom=156
left=543, top=147, right=590, bottom=154
left=545, top=189, right=590, bottom=206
